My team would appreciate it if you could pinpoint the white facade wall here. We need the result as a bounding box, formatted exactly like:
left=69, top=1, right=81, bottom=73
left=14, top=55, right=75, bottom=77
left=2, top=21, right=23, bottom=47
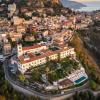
left=67, top=67, right=88, bottom=84
left=18, top=46, right=76, bottom=73
left=48, top=54, right=58, bottom=61
left=19, top=57, right=47, bottom=73
left=23, top=46, right=47, bottom=54
left=60, top=48, right=75, bottom=59
left=17, top=44, right=47, bottom=57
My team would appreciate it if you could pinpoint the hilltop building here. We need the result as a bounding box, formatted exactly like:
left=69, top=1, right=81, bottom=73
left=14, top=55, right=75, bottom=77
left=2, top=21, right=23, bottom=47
left=17, top=44, right=75, bottom=73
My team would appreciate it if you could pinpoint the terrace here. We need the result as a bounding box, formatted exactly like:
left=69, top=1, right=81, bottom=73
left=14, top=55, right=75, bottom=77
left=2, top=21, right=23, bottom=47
left=49, top=45, right=60, bottom=51
left=47, top=58, right=80, bottom=83
left=25, top=57, right=80, bottom=86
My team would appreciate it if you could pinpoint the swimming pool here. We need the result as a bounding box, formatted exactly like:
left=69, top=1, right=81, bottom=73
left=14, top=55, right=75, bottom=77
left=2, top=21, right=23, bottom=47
left=75, top=76, right=87, bottom=84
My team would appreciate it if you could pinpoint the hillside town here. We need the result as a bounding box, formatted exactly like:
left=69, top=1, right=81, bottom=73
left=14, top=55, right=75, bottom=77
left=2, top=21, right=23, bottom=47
left=0, top=0, right=100, bottom=100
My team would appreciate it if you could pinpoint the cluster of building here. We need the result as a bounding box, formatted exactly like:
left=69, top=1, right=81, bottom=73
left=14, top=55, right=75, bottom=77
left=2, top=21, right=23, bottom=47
left=0, top=0, right=91, bottom=91
left=0, top=14, right=76, bottom=56
left=93, top=11, right=100, bottom=21
left=75, top=13, right=93, bottom=29
left=11, top=15, right=76, bottom=32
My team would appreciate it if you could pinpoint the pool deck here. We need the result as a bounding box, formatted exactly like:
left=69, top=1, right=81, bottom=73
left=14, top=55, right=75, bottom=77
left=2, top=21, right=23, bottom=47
left=74, top=76, right=88, bottom=84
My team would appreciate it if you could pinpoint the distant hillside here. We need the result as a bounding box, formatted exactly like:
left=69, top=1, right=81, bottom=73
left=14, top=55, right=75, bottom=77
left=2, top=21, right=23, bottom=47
left=15, top=0, right=62, bottom=8
left=61, top=0, right=86, bottom=9
left=14, top=0, right=86, bottom=9
left=13, top=0, right=76, bottom=17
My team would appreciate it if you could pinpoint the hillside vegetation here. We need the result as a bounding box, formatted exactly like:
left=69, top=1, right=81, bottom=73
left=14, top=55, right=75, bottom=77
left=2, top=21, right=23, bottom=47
left=70, top=34, right=100, bottom=84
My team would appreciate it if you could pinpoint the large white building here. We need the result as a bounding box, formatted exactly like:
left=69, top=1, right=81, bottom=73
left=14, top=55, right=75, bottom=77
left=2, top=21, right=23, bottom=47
left=17, top=44, right=75, bottom=73
left=67, top=67, right=88, bottom=85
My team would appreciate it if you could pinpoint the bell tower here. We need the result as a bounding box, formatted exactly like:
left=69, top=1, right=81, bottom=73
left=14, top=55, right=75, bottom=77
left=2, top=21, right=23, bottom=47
left=17, top=44, right=23, bottom=57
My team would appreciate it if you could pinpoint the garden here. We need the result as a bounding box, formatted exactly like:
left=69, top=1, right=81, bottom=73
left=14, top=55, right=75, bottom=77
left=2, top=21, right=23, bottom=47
left=26, top=57, right=80, bottom=84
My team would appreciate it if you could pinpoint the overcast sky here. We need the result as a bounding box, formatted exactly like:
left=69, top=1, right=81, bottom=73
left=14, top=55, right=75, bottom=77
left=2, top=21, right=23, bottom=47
left=70, top=0, right=100, bottom=3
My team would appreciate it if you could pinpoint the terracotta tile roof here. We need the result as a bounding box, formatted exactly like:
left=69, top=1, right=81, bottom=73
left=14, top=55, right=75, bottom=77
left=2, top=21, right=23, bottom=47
left=22, top=44, right=46, bottom=51
left=18, top=45, right=72, bottom=64
left=58, top=79, right=73, bottom=86
left=19, top=52, right=46, bottom=64
left=63, top=21, right=73, bottom=25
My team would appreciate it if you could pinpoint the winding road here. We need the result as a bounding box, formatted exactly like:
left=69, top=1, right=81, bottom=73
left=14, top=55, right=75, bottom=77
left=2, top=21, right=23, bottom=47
left=3, top=55, right=99, bottom=100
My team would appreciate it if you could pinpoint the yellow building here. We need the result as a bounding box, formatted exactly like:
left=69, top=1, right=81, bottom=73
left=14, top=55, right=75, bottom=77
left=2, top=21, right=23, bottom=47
left=17, top=44, right=75, bottom=73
